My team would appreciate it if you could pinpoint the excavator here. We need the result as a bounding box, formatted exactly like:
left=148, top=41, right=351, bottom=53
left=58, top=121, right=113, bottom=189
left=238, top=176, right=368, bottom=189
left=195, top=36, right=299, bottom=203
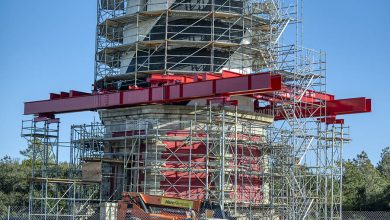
left=117, top=192, right=229, bottom=220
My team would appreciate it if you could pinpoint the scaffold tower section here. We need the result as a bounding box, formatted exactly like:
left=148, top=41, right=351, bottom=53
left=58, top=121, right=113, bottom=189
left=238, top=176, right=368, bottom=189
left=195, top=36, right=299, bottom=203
left=22, top=119, right=101, bottom=219
left=71, top=104, right=275, bottom=218
left=95, top=0, right=289, bottom=89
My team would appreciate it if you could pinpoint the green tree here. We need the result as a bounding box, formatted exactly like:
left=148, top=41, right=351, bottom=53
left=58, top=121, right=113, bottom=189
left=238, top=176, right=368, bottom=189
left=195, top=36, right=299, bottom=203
left=0, top=141, right=69, bottom=213
left=0, top=156, right=30, bottom=212
left=20, top=138, right=55, bottom=164
left=343, top=158, right=364, bottom=210
left=378, top=147, right=390, bottom=180
left=375, top=147, right=390, bottom=210
left=343, top=151, right=387, bottom=211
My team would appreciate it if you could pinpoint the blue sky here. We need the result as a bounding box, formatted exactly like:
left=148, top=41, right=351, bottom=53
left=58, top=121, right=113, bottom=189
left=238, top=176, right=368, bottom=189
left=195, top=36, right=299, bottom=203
left=0, top=0, right=389, bottom=164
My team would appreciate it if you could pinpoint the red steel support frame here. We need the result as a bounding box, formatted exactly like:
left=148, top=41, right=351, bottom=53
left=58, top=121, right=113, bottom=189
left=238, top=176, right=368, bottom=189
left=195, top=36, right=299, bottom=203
left=24, top=71, right=371, bottom=122
left=25, top=73, right=281, bottom=116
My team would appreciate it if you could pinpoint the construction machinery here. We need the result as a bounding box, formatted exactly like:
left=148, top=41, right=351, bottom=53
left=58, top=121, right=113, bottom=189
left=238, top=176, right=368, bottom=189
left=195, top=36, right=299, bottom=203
left=117, top=192, right=227, bottom=220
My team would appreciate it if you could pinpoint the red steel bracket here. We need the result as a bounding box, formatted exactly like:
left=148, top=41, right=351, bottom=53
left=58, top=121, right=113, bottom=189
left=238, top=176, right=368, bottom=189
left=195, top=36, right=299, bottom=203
left=318, top=116, right=345, bottom=125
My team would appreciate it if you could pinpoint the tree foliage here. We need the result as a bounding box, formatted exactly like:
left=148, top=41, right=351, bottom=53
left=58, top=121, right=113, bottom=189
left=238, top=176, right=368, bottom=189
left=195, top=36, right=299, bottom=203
left=1, top=146, right=389, bottom=212
left=343, top=149, right=390, bottom=211
left=0, top=156, right=30, bottom=212
left=378, top=147, right=390, bottom=180
left=0, top=141, right=69, bottom=213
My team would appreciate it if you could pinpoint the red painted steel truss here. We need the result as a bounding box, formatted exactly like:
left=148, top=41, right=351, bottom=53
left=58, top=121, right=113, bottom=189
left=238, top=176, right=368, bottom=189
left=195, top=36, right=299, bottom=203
left=24, top=71, right=371, bottom=123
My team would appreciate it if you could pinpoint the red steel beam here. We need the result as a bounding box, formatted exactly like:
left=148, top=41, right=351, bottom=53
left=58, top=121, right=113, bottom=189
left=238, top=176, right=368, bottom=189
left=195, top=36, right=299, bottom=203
left=267, top=97, right=371, bottom=120
left=24, top=72, right=282, bottom=115
left=327, top=97, right=371, bottom=115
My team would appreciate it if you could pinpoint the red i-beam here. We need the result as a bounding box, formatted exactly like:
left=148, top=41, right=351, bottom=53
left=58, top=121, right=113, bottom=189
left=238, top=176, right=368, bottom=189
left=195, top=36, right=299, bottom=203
left=23, top=71, right=371, bottom=124
left=265, top=97, right=372, bottom=123
left=24, top=72, right=281, bottom=116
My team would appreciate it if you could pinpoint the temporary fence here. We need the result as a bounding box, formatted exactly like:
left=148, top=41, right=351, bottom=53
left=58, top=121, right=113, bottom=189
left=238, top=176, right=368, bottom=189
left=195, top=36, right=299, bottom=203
left=2, top=206, right=390, bottom=220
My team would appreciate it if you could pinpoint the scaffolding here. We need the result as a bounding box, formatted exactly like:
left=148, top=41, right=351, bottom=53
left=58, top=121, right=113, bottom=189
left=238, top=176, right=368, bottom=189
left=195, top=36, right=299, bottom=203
left=21, top=0, right=353, bottom=219
left=21, top=110, right=350, bottom=219
left=95, top=0, right=290, bottom=89
left=22, top=119, right=101, bottom=219
left=69, top=104, right=274, bottom=218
